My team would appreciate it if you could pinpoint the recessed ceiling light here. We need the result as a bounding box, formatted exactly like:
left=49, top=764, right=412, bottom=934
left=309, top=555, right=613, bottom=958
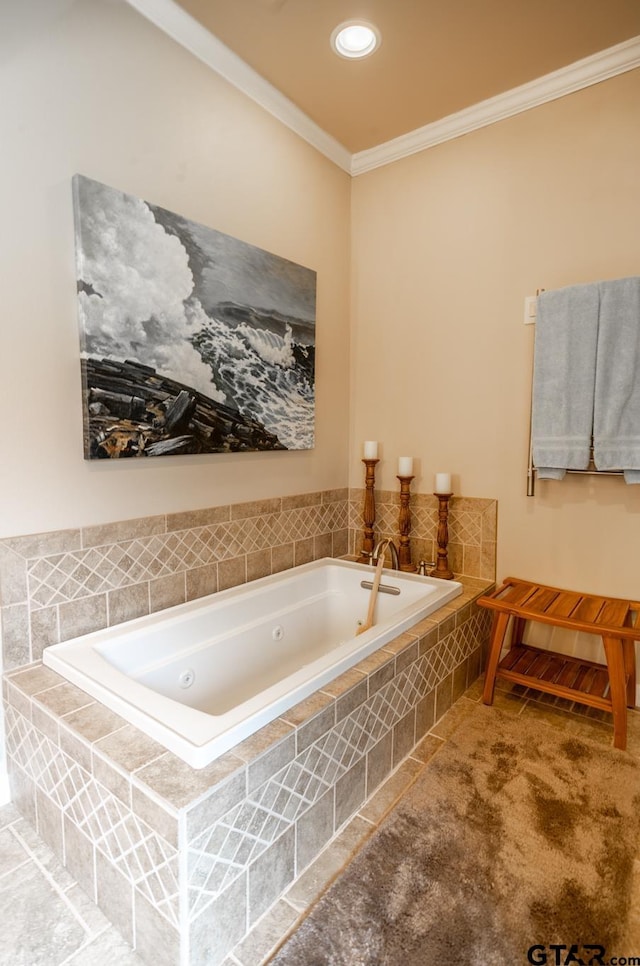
left=330, top=20, right=381, bottom=60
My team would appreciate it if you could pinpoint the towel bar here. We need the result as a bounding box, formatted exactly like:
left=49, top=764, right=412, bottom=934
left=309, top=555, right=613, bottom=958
left=527, top=431, right=623, bottom=496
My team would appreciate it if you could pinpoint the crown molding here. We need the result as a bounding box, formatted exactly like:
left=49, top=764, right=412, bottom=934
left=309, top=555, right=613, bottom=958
left=125, top=0, right=353, bottom=173
left=126, top=1, right=640, bottom=179
left=351, top=35, right=640, bottom=175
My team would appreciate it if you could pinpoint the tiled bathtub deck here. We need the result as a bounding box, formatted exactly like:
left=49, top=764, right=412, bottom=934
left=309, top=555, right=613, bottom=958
left=3, top=676, right=638, bottom=966
left=2, top=577, right=493, bottom=966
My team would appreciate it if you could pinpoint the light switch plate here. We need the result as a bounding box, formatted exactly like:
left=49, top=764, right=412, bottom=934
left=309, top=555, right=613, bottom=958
left=524, top=295, right=537, bottom=324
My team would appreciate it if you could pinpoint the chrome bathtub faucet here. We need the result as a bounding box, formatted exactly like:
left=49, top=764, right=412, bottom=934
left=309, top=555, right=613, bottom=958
left=372, top=538, right=399, bottom=570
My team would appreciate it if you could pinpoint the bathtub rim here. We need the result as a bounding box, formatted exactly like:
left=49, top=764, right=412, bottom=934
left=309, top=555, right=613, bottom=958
left=42, top=558, right=462, bottom=768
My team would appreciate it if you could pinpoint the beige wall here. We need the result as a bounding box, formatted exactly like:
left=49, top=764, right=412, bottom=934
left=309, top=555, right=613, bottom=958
left=2, top=1, right=639, bottom=801
left=0, top=0, right=351, bottom=540
left=350, top=68, right=640, bottom=600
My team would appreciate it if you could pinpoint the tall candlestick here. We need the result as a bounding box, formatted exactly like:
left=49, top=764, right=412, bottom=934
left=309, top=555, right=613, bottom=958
left=358, top=457, right=379, bottom=563
left=432, top=492, right=454, bottom=579
left=398, top=456, right=413, bottom=477
left=397, top=474, right=416, bottom=572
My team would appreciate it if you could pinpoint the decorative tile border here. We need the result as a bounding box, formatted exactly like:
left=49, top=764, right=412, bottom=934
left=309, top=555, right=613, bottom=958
left=0, top=490, right=349, bottom=670
left=26, top=504, right=348, bottom=610
left=5, top=703, right=181, bottom=929
left=0, top=487, right=495, bottom=676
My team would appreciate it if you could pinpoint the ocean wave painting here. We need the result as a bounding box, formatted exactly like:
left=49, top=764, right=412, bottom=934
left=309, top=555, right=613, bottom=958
left=72, top=174, right=316, bottom=459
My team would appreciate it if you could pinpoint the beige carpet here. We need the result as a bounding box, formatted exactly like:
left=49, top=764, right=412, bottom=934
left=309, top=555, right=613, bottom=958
left=270, top=705, right=640, bottom=966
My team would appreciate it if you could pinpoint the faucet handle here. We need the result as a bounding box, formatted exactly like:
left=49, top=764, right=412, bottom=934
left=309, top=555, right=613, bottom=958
left=417, top=559, right=436, bottom=576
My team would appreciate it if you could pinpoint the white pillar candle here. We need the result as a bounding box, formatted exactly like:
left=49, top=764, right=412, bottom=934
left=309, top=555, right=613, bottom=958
left=434, top=472, right=452, bottom=493
left=398, top=456, right=413, bottom=476
left=363, top=440, right=378, bottom=459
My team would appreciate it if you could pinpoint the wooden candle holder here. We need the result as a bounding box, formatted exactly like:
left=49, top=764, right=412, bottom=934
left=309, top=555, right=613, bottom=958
left=397, top=475, right=417, bottom=572
left=432, top=492, right=454, bottom=579
left=358, top=458, right=379, bottom=563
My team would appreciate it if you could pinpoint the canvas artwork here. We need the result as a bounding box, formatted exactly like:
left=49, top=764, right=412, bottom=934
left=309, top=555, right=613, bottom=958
left=72, top=174, right=316, bottom=458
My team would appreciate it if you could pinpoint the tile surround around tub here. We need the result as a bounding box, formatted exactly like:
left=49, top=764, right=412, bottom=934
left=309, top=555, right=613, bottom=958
left=0, top=490, right=350, bottom=670
left=349, top=489, right=497, bottom=581
left=0, top=487, right=496, bottom=964
left=0, top=488, right=496, bottom=671
left=3, top=580, right=493, bottom=966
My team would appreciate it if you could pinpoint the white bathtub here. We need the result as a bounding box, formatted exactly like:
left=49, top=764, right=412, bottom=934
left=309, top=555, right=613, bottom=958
left=43, top=558, right=462, bottom=768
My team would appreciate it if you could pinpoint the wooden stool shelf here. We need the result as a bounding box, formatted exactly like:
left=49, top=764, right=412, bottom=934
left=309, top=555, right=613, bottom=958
left=478, top=577, right=639, bottom=750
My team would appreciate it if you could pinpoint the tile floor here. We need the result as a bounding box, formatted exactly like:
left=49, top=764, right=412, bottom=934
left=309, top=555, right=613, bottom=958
left=2, top=677, right=639, bottom=966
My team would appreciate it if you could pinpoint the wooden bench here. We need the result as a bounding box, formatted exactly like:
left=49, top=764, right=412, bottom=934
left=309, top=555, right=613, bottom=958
left=478, top=577, right=639, bottom=749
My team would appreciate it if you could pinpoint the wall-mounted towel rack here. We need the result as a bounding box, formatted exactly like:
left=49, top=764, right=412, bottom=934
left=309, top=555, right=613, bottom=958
left=525, top=279, right=639, bottom=495
left=527, top=440, right=624, bottom=496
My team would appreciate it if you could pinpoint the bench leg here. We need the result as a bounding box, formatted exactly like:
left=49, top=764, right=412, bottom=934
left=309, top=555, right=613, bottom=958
left=623, top=638, right=636, bottom=708
left=511, top=616, right=526, bottom=645
left=483, top=611, right=510, bottom=705
left=603, top=636, right=627, bottom=751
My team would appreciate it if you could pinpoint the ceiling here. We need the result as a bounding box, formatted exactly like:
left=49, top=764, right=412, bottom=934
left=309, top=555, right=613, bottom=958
left=171, top=0, right=640, bottom=154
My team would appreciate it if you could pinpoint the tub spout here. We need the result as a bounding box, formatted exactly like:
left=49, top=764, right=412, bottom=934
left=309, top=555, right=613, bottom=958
left=373, top=538, right=399, bottom=571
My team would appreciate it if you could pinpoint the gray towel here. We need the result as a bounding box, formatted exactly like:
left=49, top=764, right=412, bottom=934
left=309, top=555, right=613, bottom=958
left=593, top=276, right=640, bottom=483
left=531, top=283, right=600, bottom=479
